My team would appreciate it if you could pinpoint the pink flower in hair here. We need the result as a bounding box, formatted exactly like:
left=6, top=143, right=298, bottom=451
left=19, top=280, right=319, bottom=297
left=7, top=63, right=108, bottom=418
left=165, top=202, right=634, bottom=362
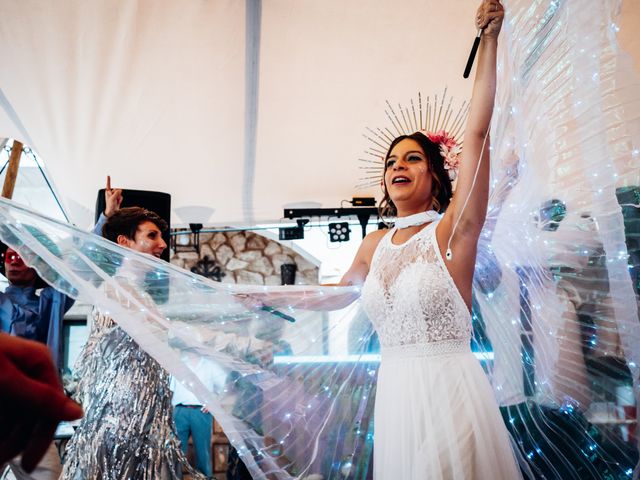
left=423, top=129, right=462, bottom=177
left=425, top=130, right=457, bottom=149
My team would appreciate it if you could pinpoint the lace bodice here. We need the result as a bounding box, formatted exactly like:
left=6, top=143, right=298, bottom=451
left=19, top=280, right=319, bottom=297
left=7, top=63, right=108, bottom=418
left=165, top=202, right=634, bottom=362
left=361, top=221, right=471, bottom=348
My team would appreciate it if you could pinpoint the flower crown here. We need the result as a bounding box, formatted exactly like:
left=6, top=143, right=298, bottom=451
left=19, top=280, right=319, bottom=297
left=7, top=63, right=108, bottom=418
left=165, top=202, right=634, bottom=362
left=357, top=89, right=468, bottom=189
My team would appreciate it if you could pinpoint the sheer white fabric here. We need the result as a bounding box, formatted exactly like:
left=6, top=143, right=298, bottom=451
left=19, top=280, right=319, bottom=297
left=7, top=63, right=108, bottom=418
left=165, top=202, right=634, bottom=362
left=0, top=0, right=638, bottom=476
left=362, top=222, right=522, bottom=479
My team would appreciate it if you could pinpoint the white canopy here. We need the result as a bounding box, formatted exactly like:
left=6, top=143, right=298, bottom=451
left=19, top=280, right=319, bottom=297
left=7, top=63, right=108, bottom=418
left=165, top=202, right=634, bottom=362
left=0, top=0, right=639, bottom=227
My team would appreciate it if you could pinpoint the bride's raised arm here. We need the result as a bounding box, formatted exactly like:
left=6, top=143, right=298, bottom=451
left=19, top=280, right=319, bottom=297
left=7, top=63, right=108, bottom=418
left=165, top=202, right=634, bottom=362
left=444, top=1, right=503, bottom=235
left=437, top=0, right=504, bottom=293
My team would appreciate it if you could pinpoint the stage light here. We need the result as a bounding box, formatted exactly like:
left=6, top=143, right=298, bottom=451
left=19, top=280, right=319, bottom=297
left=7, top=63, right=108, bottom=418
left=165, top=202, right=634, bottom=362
left=279, top=226, right=304, bottom=241
left=328, top=222, right=350, bottom=242
left=537, top=199, right=566, bottom=231
left=279, top=219, right=308, bottom=241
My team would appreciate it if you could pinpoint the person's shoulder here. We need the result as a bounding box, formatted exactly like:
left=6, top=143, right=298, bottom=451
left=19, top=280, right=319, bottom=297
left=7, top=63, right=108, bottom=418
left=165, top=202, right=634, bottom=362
left=361, top=228, right=389, bottom=250
left=354, top=228, right=390, bottom=264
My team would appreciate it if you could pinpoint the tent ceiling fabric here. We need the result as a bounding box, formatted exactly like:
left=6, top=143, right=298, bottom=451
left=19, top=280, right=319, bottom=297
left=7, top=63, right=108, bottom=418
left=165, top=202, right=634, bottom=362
left=0, top=0, right=246, bottom=227
left=0, top=1, right=638, bottom=227
left=253, top=0, right=479, bottom=221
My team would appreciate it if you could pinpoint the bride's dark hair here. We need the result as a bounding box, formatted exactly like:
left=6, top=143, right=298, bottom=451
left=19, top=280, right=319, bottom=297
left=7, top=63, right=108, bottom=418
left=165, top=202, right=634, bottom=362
left=378, top=131, right=454, bottom=219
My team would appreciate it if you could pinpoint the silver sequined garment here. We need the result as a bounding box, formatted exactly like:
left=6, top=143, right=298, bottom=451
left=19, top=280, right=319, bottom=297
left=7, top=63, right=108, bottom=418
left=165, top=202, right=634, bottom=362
left=61, top=308, right=204, bottom=480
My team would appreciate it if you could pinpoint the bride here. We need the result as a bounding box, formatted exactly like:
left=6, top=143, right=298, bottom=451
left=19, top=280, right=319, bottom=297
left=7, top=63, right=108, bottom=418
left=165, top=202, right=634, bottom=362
left=338, top=0, right=521, bottom=477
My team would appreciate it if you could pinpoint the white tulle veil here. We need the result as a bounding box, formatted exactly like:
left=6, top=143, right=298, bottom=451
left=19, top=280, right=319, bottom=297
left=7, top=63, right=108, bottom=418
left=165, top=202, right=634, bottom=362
left=1, top=0, right=639, bottom=478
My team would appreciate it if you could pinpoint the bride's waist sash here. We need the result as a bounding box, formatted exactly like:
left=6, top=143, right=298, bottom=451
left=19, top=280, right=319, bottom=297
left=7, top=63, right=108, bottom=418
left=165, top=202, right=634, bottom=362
left=381, top=339, right=470, bottom=360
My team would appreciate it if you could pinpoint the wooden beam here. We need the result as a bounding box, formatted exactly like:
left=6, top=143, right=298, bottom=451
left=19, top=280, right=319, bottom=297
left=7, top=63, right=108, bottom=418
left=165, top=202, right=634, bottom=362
left=2, top=140, right=23, bottom=199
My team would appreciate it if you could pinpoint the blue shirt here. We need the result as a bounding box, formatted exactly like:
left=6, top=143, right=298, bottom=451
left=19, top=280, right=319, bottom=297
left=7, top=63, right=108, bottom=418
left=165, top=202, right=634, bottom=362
left=0, top=284, right=74, bottom=370
left=0, top=215, right=103, bottom=370
left=93, top=212, right=107, bottom=237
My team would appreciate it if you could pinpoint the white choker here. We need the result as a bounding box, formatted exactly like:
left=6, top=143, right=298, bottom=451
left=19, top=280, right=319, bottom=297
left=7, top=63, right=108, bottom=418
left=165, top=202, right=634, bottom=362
left=394, top=210, right=440, bottom=229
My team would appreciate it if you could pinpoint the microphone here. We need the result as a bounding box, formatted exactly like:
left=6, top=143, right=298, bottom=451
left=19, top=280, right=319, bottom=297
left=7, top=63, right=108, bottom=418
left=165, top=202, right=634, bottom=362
left=260, top=305, right=296, bottom=323
left=235, top=293, right=296, bottom=323
left=463, top=28, right=484, bottom=79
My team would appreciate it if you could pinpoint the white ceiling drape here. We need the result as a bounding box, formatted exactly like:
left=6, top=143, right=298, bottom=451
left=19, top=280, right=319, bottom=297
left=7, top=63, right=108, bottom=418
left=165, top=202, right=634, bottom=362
left=0, top=0, right=245, bottom=226
left=0, top=1, right=638, bottom=227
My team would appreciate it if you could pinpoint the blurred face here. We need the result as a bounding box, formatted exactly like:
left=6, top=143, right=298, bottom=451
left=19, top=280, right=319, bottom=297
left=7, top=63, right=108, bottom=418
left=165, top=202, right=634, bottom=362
left=4, top=248, right=36, bottom=286
left=118, top=221, right=167, bottom=258
left=384, top=138, right=433, bottom=211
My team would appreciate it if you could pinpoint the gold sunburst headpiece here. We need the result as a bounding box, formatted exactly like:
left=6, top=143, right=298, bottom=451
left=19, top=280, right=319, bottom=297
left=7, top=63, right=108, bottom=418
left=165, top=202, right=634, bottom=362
left=357, top=88, right=469, bottom=189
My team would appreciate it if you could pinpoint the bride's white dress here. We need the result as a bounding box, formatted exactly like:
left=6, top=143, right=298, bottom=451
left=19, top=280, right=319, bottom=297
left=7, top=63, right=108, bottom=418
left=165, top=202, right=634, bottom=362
left=361, top=221, right=522, bottom=479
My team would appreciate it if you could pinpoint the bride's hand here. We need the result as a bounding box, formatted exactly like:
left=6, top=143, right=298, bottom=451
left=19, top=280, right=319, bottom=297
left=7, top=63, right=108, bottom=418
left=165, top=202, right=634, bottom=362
left=234, top=293, right=265, bottom=311
left=476, top=0, right=504, bottom=38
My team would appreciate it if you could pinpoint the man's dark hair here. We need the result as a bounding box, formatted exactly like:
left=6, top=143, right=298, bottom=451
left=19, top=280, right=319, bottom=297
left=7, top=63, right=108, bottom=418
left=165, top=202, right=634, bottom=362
left=102, top=207, right=168, bottom=243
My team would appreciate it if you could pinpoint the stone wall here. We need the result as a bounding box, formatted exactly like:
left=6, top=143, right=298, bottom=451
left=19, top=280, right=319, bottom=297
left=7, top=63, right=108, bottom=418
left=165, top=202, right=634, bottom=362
left=171, top=230, right=319, bottom=285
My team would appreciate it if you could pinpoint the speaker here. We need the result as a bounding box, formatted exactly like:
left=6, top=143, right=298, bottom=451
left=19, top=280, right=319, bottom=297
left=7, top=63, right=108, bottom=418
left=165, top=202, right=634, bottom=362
left=95, top=189, right=171, bottom=262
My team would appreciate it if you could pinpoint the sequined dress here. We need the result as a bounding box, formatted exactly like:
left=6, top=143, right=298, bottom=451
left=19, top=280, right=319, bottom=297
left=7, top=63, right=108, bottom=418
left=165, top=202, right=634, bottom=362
left=361, top=221, right=522, bottom=479
left=61, top=306, right=203, bottom=480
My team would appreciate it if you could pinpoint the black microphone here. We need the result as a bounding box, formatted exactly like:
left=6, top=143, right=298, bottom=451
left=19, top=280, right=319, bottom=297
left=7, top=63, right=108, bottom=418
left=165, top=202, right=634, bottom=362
left=260, top=305, right=296, bottom=323
left=463, top=29, right=484, bottom=79
left=235, top=293, right=296, bottom=323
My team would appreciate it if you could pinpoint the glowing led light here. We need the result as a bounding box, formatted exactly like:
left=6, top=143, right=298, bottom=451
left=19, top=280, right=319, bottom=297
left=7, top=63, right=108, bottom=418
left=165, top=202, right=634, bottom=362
left=273, top=352, right=494, bottom=364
